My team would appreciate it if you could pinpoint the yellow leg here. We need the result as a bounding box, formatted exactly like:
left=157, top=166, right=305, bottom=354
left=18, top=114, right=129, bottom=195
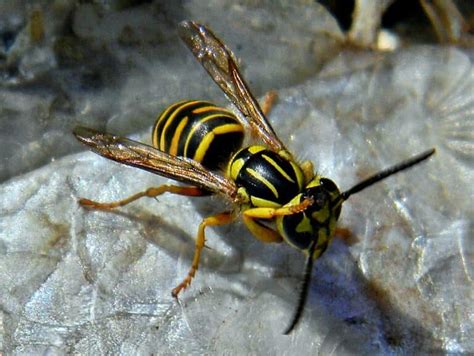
left=79, top=185, right=205, bottom=210
left=243, top=197, right=313, bottom=220
left=171, top=211, right=235, bottom=298
left=261, top=90, right=278, bottom=116
left=242, top=214, right=283, bottom=243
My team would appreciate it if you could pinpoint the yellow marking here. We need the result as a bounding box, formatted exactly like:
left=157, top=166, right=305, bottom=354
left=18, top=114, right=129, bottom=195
left=193, top=105, right=234, bottom=116
left=193, top=123, right=244, bottom=163
left=246, top=168, right=279, bottom=199
left=262, top=154, right=295, bottom=183
left=278, top=150, right=293, bottom=161
left=318, top=229, right=328, bottom=245
left=285, top=194, right=301, bottom=205
left=236, top=187, right=250, bottom=203
left=153, top=100, right=189, bottom=148
left=250, top=196, right=281, bottom=208
left=161, top=101, right=199, bottom=152
left=229, top=158, right=245, bottom=181
left=295, top=215, right=312, bottom=234
left=213, top=123, right=244, bottom=135
left=312, top=206, right=330, bottom=223
left=184, top=114, right=224, bottom=156
left=169, top=116, right=189, bottom=156
left=307, top=176, right=321, bottom=188
left=193, top=132, right=214, bottom=163
left=151, top=103, right=181, bottom=148
left=290, top=161, right=305, bottom=189
left=300, top=160, right=314, bottom=184
left=248, top=145, right=266, bottom=154
left=228, top=146, right=265, bottom=181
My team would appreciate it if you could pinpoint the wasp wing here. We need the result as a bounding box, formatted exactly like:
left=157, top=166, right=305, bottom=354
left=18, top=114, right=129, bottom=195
left=178, top=20, right=287, bottom=153
left=73, top=126, right=239, bottom=201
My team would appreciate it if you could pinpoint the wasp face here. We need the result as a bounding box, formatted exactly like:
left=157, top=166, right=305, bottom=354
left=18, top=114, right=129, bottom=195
left=276, top=177, right=342, bottom=259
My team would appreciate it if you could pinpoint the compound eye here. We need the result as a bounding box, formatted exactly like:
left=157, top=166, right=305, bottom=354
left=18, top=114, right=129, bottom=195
left=320, top=178, right=338, bottom=193
left=314, top=190, right=328, bottom=210
left=304, top=187, right=327, bottom=210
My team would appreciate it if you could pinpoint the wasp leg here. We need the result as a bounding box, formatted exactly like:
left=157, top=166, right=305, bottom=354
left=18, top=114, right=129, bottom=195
left=242, top=197, right=313, bottom=219
left=242, top=214, right=283, bottom=243
left=261, top=90, right=278, bottom=116
left=171, top=211, right=235, bottom=298
left=79, top=185, right=205, bottom=210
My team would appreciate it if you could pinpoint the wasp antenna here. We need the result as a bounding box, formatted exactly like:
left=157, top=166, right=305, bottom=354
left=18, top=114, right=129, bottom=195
left=341, top=148, right=435, bottom=201
left=283, top=242, right=317, bottom=335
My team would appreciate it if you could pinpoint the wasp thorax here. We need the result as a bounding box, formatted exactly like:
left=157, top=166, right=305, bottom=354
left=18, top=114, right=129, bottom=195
left=227, top=146, right=305, bottom=208
left=276, top=176, right=342, bottom=258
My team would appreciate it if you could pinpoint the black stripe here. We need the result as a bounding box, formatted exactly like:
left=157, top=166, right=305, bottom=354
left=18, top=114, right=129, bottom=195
left=179, top=112, right=241, bottom=158
left=162, top=101, right=205, bottom=153
left=153, top=101, right=186, bottom=148
left=154, top=100, right=202, bottom=152
left=201, top=132, right=243, bottom=169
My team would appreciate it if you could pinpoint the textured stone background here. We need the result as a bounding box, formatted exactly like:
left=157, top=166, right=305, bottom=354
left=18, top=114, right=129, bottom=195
left=1, top=1, right=472, bottom=354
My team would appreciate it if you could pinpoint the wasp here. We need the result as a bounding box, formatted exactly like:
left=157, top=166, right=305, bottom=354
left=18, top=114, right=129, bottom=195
left=73, top=21, right=435, bottom=334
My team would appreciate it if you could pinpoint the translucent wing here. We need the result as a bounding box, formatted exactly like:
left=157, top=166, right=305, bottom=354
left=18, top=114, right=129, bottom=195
left=178, top=20, right=287, bottom=153
left=73, top=126, right=239, bottom=201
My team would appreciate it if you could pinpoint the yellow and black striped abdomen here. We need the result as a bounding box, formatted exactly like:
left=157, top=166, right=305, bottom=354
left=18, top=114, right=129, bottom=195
left=152, top=100, right=244, bottom=170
